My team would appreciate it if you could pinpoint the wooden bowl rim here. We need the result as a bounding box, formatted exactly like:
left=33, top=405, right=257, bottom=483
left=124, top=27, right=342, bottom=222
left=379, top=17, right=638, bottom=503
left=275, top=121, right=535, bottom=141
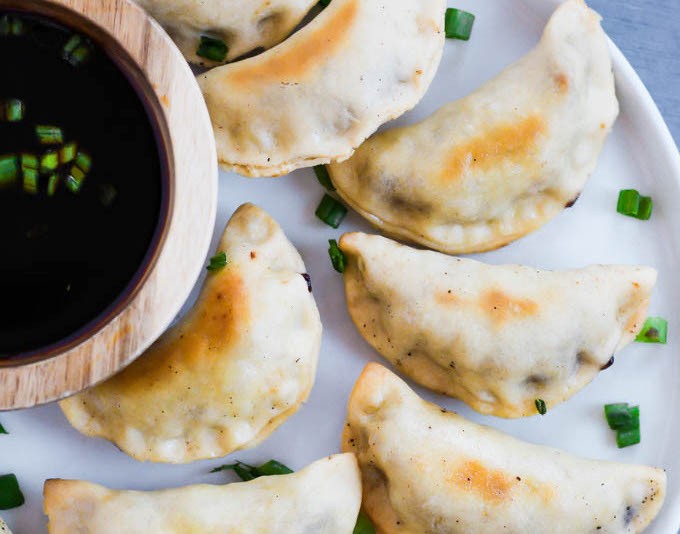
left=0, top=0, right=218, bottom=409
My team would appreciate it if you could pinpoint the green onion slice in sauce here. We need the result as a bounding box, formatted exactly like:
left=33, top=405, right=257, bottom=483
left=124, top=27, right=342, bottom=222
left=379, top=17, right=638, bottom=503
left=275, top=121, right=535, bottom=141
left=36, top=125, right=64, bottom=145
left=4, top=98, right=24, bottom=122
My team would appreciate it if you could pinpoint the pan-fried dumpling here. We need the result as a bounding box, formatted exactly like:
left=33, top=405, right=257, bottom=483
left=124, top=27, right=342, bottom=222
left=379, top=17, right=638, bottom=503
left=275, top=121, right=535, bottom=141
left=0, top=518, right=11, bottom=534
left=329, top=0, right=618, bottom=254
left=340, top=232, right=656, bottom=418
left=136, top=0, right=317, bottom=65
left=44, top=454, right=361, bottom=533
left=344, top=364, right=667, bottom=533
left=198, top=0, right=445, bottom=177
left=60, top=203, right=322, bottom=463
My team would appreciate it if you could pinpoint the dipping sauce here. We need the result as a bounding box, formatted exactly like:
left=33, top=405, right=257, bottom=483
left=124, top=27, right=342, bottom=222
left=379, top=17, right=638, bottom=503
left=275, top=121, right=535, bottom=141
left=0, top=12, right=164, bottom=356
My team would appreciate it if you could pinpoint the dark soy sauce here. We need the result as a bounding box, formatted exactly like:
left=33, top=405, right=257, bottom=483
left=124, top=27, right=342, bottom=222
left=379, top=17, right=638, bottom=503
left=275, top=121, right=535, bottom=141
left=0, top=13, right=163, bottom=356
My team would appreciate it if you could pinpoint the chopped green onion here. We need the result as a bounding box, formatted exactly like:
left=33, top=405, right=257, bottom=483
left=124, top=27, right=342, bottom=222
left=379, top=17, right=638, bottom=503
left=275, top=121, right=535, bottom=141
left=23, top=168, right=39, bottom=194
left=616, top=189, right=653, bottom=220
left=604, top=403, right=639, bottom=430
left=253, top=460, right=294, bottom=477
left=65, top=165, right=86, bottom=193
left=47, top=174, right=60, bottom=196
left=0, top=474, right=24, bottom=510
left=0, top=422, right=6, bottom=434
left=207, top=251, right=228, bottom=272
left=636, top=195, right=653, bottom=220
left=314, top=165, right=335, bottom=191
left=211, top=459, right=293, bottom=481
left=98, top=183, right=118, bottom=207
left=5, top=98, right=24, bottom=122
left=445, top=8, right=475, bottom=40
left=354, top=512, right=376, bottom=534
left=0, top=154, right=18, bottom=188
left=36, top=125, right=64, bottom=145
left=316, top=194, right=347, bottom=228
left=40, top=150, right=59, bottom=173
left=603, top=402, right=640, bottom=448
left=635, top=317, right=667, bottom=344
left=328, top=239, right=346, bottom=273
left=59, top=142, right=78, bottom=164
left=75, top=150, right=92, bottom=173
left=0, top=15, right=24, bottom=36
left=616, top=427, right=641, bottom=448
left=196, top=35, right=228, bottom=62
left=21, top=153, right=38, bottom=171
left=63, top=34, right=92, bottom=66
left=535, top=398, right=547, bottom=415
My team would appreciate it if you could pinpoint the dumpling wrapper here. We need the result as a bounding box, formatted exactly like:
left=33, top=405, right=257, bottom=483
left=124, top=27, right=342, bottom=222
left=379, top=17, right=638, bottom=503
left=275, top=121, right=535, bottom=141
left=198, top=0, right=445, bottom=177
left=344, top=363, right=667, bottom=533
left=44, top=453, right=361, bottom=534
left=0, top=518, right=11, bottom=534
left=136, top=0, right=317, bottom=65
left=60, top=203, right=322, bottom=463
left=329, top=0, right=619, bottom=254
left=340, top=232, right=656, bottom=418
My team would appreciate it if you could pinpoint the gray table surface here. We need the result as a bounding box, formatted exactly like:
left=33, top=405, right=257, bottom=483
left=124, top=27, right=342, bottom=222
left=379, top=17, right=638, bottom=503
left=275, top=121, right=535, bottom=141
left=588, top=0, right=679, bottom=146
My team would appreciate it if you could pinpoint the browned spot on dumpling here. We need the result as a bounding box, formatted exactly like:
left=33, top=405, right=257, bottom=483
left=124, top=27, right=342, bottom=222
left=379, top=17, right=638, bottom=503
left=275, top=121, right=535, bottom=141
left=554, top=73, right=569, bottom=92
left=435, top=290, right=461, bottom=306
left=440, top=115, right=546, bottom=182
left=450, top=460, right=515, bottom=502
left=230, top=0, right=359, bottom=85
left=481, top=289, right=538, bottom=323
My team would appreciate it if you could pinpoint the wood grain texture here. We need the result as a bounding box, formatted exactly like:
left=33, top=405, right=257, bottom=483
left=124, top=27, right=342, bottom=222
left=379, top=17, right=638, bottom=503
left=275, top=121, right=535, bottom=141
left=589, top=0, right=680, bottom=146
left=0, top=0, right=217, bottom=409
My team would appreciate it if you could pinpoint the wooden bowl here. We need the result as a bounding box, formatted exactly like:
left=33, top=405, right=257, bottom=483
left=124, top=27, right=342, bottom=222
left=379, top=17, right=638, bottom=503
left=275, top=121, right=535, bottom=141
left=0, top=0, right=217, bottom=409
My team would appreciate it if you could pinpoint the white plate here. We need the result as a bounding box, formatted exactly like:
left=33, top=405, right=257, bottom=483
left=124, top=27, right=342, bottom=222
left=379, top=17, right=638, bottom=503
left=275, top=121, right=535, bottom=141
left=3, top=0, right=680, bottom=531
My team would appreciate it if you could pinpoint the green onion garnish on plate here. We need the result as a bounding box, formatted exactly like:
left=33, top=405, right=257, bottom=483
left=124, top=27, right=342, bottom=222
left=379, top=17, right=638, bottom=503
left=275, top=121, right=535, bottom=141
left=207, top=251, right=228, bottom=272
left=59, top=142, right=78, bottom=164
left=0, top=154, right=18, bottom=188
left=0, top=15, right=24, bottom=36
left=36, top=125, right=64, bottom=145
left=196, top=35, right=228, bottom=62
left=534, top=398, right=547, bottom=415
left=0, top=422, right=6, bottom=434
left=63, top=34, right=92, bottom=66
left=604, top=403, right=640, bottom=448
left=211, top=459, right=293, bottom=481
left=445, top=8, right=475, bottom=40
left=5, top=98, right=24, bottom=122
left=316, top=194, right=347, bottom=228
left=0, top=473, right=25, bottom=510
left=65, top=165, right=86, bottom=193
left=314, top=165, right=335, bottom=191
left=40, top=150, right=59, bottom=173
left=635, top=317, right=667, bottom=344
left=616, top=189, right=653, bottom=220
left=328, top=239, right=346, bottom=273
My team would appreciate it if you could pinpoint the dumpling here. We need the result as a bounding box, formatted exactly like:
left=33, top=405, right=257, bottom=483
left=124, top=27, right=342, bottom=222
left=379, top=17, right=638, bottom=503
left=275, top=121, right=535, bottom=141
left=339, top=232, right=656, bottom=418
left=60, top=203, right=322, bottom=463
left=344, top=363, right=667, bottom=533
left=328, top=0, right=618, bottom=254
left=136, top=0, right=317, bottom=65
left=198, top=0, right=446, bottom=177
left=0, top=518, right=11, bottom=534
left=44, top=453, right=361, bottom=534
